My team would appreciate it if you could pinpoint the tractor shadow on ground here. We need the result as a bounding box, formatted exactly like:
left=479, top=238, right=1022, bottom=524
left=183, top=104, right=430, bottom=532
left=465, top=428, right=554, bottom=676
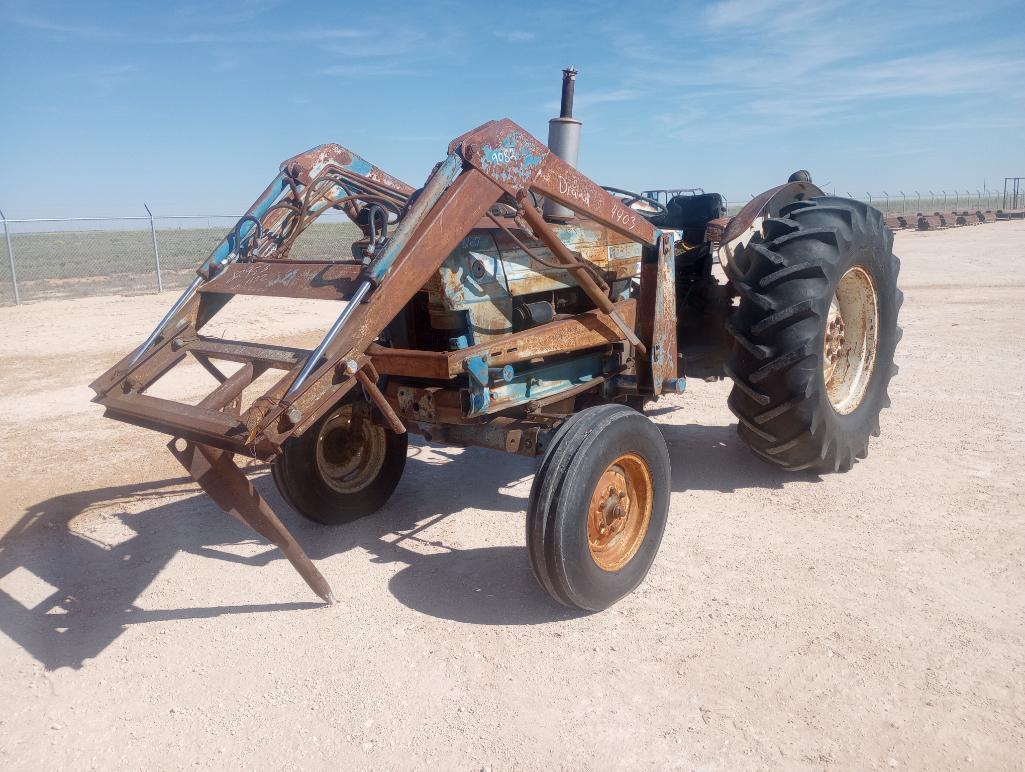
left=0, top=441, right=568, bottom=669
left=0, top=472, right=322, bottom=671
left=659, top=421, right=821, bottom=492
left=0, top=425, right=810, bottom=669
left=382, top=422, right=816, bottom=624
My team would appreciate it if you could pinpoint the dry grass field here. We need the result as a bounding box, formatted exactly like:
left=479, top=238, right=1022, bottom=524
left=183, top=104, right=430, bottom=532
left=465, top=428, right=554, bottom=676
left=0, top=222, right=1023, bottom=769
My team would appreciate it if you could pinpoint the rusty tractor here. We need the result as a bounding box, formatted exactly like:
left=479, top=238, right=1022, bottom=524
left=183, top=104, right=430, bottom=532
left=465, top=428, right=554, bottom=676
left=92, top=70, right=902, bottom=611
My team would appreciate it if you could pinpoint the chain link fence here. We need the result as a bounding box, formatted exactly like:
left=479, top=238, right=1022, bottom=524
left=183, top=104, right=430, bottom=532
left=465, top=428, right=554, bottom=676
left=0, top=211, right=362, bottom=306
left=725, top=189, right=1006, bottom=217
left=0, top=188, right=1014, bottom=306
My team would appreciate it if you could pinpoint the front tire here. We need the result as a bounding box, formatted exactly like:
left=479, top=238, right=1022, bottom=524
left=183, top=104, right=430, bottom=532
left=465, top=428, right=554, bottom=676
left=527, top=405, right=671, bottom=611
left=723, top=196, right=902, bottom=472
left=272, top=394, right=407, bottom=525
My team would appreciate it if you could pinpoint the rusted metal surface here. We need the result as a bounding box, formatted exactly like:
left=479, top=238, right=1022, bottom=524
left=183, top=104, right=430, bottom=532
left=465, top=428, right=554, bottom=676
left=719, top=181, right=825, bottom=270
left=423, top=216, right=641, bottom=347
left=355, top=369, right=405, bottom=434
left=408, top=417, right=550, bottom=458
left=93, top=164, right=502, bottom=462
left=452, top=119, right=657, bottom=245
left=704, top=216, right=730, bottom=243
left=102, top=391, right=276, bottom=457
left=388, top=383, right=465, bottom=425
left=170, top=440, right=335, bottom=603
left=274, top=153, right=447, bottom=389
left=457, top=300, right=634, bottom=373
left=523, top=375, right=606, bottom=413
left=190, top=338, right=306, bottom=370
left=636, top=263, right=656, bottom=389
left=281, top=143, right=414, bottom=198
left=89, top=309, right=194, bottom=397
left=93, top=119, right=656, bottom=471
left=255, top=170, right=504, bottom=443
left=587, top=452, right=653, bottom=572
left=197, top=361, right=258, bottom=410
left=515, top=191, right=647, bottom=356
left=478, top=351, right=607, bottom=416
left=200, top=260, right=362, bottom=301
left=90, top=107, right=722, bottom=603
left=367, top=344, right=451, bottom=379
left=648, top=233, right=678, bottom=396
left=485, top=215, right=619, bottom=294
left=370, top=301, right=635, bottom=379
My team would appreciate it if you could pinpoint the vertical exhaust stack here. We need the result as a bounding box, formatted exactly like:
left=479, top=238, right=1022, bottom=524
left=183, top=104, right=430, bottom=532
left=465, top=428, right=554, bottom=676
left=543, top=67, right=582, bottom=222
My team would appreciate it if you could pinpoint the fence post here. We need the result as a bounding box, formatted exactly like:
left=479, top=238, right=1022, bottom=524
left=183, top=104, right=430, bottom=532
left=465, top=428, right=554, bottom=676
left=0, top=208, right=19, bottom=305
left=900, top=191, right=906, bottom=215
left=144, top=203, right=163, bottom=293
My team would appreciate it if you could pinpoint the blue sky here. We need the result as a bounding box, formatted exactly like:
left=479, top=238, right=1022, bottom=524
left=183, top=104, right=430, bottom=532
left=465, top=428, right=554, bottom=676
left=1, top=0, right=1023, bottom=217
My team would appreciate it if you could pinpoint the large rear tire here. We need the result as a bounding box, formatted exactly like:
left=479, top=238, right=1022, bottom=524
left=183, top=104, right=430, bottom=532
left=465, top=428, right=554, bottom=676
left=723, top=197, right=902, bottom=472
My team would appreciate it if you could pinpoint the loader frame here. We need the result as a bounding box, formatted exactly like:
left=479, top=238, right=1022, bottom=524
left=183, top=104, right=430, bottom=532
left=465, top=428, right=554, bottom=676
left=91, top=118, right=782, bottom=602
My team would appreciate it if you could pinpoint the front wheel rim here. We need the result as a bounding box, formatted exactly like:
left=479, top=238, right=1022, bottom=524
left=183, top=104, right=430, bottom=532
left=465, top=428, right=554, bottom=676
left=824, top=265, right=879, bottom=415
left=315, top=404, right=387, bottom=493
left=587, top=453, right=653, bottom=572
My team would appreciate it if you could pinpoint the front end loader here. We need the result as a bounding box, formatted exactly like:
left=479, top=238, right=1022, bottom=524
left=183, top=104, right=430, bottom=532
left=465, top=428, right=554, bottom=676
left=92, top=69, right=901, bottom=611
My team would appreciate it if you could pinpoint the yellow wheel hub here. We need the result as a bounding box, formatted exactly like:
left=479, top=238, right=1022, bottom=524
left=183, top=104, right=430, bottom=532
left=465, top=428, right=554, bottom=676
left=587, top=453, right=653, bottom=572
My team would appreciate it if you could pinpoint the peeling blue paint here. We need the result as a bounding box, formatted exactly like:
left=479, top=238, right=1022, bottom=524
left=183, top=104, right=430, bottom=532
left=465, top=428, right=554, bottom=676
left=346, top=157, right=373, bottom=176
left=478, top=130, right=546, bottom=188
left=203, top=172, right=289, bottom=274
left=464, top=352, right=606, bottom=418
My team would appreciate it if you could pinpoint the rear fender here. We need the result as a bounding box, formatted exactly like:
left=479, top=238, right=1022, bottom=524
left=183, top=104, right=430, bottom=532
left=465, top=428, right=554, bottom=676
left=719, top=181, right=824, bottom=275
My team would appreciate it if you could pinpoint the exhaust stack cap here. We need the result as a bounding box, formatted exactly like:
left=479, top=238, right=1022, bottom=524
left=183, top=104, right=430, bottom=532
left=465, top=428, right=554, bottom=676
left=544, top=67, right=582, bottom=221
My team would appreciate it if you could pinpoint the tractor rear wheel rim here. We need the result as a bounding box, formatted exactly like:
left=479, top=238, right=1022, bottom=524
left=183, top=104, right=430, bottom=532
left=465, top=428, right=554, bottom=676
left=315, top=405, right=387, bottom=494
left=587, top=453, right=653, bottom=572
left=824, top=265, right=879, bottom=415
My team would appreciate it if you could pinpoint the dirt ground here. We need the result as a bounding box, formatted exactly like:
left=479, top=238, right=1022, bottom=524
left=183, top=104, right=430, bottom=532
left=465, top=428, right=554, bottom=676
left=1, top=222, right=1023, bottom=770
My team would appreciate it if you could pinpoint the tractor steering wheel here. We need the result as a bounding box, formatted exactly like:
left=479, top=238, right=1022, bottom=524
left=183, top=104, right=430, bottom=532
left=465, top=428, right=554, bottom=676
left=601, top=186, right=667, bottom=215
